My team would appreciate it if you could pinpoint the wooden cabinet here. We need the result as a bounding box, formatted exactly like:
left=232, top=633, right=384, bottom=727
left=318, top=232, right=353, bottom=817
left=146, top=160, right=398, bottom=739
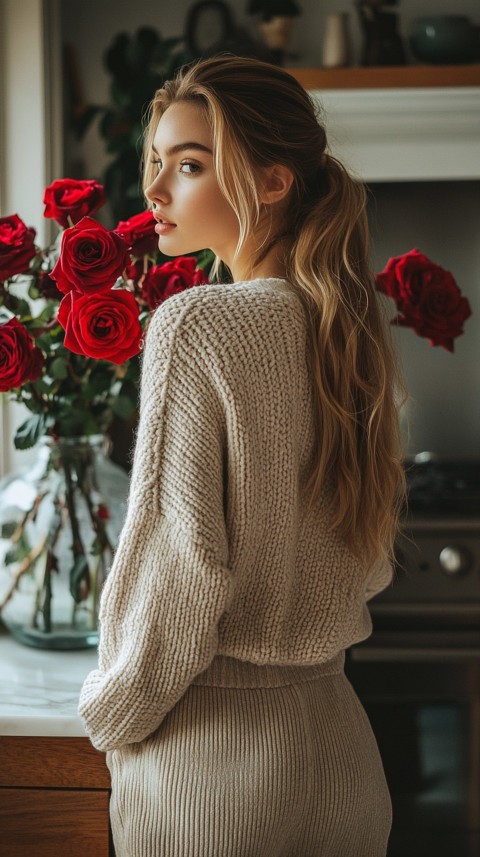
left=286, top=63, right=480, bottom=90
left=0, top=736, right=112, bottom=857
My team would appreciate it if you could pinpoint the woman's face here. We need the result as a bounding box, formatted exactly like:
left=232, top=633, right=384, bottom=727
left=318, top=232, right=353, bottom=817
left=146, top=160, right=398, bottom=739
left=145, top=101, right=240, bottom=268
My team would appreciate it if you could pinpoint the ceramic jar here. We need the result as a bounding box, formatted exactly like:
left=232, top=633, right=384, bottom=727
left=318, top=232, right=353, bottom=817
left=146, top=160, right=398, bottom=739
left=322, top=13, right=351, bottom=69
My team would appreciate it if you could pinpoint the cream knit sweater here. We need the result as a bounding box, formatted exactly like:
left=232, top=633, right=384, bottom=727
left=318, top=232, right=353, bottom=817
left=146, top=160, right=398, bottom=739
left=78, top=277, right=392, bottom=752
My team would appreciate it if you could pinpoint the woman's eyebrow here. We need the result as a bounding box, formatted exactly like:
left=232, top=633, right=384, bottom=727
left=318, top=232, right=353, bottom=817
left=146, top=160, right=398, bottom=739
left=152, top=142, right=213, bottom=156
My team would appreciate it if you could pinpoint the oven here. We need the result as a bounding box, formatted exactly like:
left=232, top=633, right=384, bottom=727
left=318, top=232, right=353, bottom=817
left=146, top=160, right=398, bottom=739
left=346, top=457, right=480, bottom=857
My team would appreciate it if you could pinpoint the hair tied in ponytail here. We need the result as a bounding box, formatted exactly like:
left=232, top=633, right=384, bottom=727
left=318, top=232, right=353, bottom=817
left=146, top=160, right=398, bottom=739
left=143, top=56, right=406, bottom=564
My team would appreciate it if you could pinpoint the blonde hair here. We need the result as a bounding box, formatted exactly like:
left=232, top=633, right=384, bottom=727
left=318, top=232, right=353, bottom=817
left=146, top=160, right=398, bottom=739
left=143, top=55, right=406, bottom=565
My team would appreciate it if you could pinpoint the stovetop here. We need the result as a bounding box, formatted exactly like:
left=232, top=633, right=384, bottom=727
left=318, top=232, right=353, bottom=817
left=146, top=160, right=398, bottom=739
left=405, top=457, right=480, bottom=518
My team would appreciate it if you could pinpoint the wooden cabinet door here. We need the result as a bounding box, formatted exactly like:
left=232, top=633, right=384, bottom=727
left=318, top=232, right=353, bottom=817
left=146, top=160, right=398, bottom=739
left=0, top=788, right=110, bottom=857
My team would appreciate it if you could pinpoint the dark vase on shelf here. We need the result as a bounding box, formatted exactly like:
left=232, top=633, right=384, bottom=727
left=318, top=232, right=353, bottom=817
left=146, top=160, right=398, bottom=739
left=355, top=0, right=406, bottom=66
left=0, top=435, right=129, bottom=650
left=409, top=16, right=478, bottom=65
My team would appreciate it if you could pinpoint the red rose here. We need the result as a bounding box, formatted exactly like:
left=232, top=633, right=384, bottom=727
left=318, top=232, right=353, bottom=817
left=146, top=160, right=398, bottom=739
left=43, top=179, right=107, bottom=228
left=58, top=289, right=142, bottom=364
left=0, top=215, right=37, bottom=282
left=141, top=257, right=209, bottom=311
left=37, top=271, right=63, bottom=301
left=0, top=317, right=44, bottom=392
left=375, top=249, right=471, bottom=352
left=51, top=217, right=130, bottom=295
left=96, top=504, right=110, bottom=521
left=125, top=259, right=145, bottom=286
left=114, top=210, right=157, bottom=258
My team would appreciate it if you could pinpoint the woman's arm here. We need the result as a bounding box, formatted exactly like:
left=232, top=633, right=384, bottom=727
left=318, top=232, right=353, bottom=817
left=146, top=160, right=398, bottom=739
left=78, top=294, right=232, bottom=751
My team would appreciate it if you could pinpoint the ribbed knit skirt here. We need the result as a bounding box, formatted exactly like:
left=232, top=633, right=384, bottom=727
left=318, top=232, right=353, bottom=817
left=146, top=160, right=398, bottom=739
left=106, top=652, right=391, bottom=857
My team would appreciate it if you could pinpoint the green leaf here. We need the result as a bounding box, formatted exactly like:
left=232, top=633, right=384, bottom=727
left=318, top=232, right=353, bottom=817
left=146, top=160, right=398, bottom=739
left=55, top=409, right=99, bottom=438
left=15, top=299, right=31, bottom=318
left=0, top=521, right=16, bottom=539
left=73, top=105, right=104, bottom=141
left=107, top=133, right=132, bottom=155
left=4, top=532, right=32, bottom=566
left=88, top=367, right=115, bottom=395
left=28, top=283, right=41, bottom=300
left=104, top=32, right=130, bottom=80
left=69, top=556, right=90, bottom=603
left=90, top=535, right=101, bottom=556
left=14, top=414, right=51, bottom=450
left=50, top=358, right=68, bottom=380
left=129, top=123, right=143, bottom=148
left=111, top=79, right=131, bottom=112
left=4, top=547, right=20, bottom=565
left=125, top=181, right=143, bottom=199
left=21, top=397, right=44, bottom=413
left=111, top=395, right=135, bottom=420
left=33, top=377, right=56, bottom=394
left=99, top=109, right=117, bottom=140
left=126, top=32, right=154, bottom=69
left=35, top=324, right=64, bottom=351
left=119, top=377, right=139, bottom=401
left=196, top=248, right=215, bottom=273
left=32, top=305, right=56, bottom=325
left=164, top=36, right=184, bottom=51
left=29, top=255, right=44, bottom=274
left=52, top=334, right=65, bottom=346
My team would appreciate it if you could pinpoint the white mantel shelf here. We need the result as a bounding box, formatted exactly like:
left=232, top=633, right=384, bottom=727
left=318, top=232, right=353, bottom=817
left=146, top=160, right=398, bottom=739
left=312, top=86, right=480, bottom=183
left=284, top=67, right=480, bottom=182
left=0, top=629, right=97, bottom=737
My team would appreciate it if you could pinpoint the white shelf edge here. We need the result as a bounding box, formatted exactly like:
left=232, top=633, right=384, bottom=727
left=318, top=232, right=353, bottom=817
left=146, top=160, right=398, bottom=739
left=309, top=87, right=480, bottom=182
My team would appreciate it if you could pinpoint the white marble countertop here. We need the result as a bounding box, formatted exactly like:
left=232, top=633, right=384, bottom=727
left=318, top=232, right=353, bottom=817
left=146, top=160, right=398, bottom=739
left=0, top=628, right=98, bottom=737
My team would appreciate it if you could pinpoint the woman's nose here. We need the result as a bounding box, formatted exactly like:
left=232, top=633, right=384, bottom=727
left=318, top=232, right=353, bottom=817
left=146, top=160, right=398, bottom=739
left=145, top=174, right=169, bottom=206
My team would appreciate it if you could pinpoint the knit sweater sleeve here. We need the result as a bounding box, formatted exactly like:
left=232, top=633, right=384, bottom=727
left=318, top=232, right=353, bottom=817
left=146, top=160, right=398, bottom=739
left=78, top=295, right=232, bottom=752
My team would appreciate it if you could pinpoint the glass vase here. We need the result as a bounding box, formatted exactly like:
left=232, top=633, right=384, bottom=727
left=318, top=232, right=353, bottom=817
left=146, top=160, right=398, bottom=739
left=0, top=435, right=129, bottom=650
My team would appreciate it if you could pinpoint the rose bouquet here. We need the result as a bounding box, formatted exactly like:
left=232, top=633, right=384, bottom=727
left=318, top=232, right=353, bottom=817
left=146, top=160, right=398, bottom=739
left=0, top=178, right=210, bottom=448
left=375, top=248, right=471, bottom=353
left=0, top=178, right=210, bottom=646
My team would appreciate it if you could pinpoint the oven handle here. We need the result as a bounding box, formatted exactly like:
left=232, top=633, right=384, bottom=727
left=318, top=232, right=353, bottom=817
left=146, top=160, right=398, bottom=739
left=351, top=646, right=480, bottom=663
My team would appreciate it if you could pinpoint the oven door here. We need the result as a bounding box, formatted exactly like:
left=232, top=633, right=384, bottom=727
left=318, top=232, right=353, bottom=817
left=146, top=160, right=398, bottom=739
left=346, top=637, right=480, bottom=857
left=346, top=618, right=480, bottom=857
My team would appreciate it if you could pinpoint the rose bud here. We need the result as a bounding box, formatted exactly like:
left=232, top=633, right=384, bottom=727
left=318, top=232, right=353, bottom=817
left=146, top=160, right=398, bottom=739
left=43, top=179, right=107, bottom=228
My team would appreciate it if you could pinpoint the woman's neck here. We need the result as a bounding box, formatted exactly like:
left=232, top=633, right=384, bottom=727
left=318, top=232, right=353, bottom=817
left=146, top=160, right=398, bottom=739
left=230, top=236, right=289, bottom=282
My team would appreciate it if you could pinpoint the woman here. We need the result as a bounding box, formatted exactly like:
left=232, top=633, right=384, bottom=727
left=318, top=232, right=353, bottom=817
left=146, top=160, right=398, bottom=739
left=79, top=54, right=405, bottom=857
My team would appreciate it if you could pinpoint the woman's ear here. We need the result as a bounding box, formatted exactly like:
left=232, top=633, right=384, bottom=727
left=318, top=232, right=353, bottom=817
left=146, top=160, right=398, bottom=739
left=259, top=164, right=294, bottom=205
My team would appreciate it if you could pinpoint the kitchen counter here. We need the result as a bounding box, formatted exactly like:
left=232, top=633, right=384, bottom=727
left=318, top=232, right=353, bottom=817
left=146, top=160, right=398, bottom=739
left=0, top=628, right=112, bottom=856
left=0, top=627, right=98, bottom=737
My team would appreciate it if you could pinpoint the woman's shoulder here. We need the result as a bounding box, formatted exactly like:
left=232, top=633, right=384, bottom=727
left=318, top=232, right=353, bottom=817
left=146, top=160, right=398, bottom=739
left=142, top=277, right=308, bottom=394
left=145, top=277, right=306, bottom=378
left=151, top=277, right=297, bottom=330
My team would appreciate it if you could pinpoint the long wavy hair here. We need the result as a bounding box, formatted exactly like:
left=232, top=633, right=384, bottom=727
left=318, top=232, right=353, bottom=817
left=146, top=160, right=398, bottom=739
left=143, top=55, right=406, bottom=565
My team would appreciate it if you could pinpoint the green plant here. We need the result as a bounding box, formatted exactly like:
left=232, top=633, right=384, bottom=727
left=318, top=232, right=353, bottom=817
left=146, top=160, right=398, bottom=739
left=73, top=27, right=192, bottom=223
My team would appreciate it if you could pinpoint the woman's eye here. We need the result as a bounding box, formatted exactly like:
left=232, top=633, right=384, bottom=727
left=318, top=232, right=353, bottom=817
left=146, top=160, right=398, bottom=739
left=180, top=161, right=201, bottom=175
left=151, top=158, right=162, bottom=172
